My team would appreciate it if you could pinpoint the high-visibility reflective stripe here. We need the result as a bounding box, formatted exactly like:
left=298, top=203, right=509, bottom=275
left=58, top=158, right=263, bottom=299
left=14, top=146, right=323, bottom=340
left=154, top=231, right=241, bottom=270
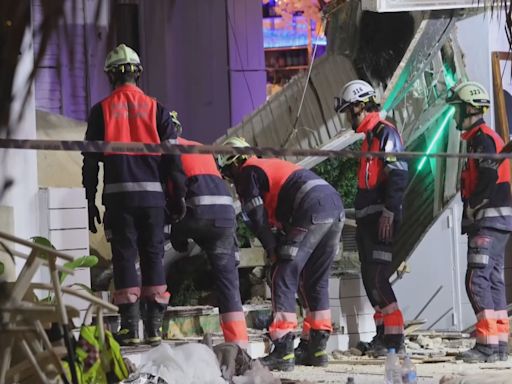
left=187, top=195, right=233, bottom=206
left=372, top=250, right=392, bottom=262
left=385, top=161, right=408, bottom=172
left=220, top=311, right=248, bottom=345
left=113, top=287, right=141, bottom=304
left=498, top=333, right=509, bottom=342
left=382, top=303, right=399, bottom=315
left=243, top=196, right=263, bottom=212
left=141, top=285, right=169, bottom=304
left=469, top=253, right=489, bottom=265
left=495, top=310, right=509, bottom=320
left=477, top=309, right=496, bottom=321
left=301, top=312, right=311, bottom=339
left=280, top=245, right=299, bottom=258
left=306, top=310, right=332, bottom=331
left=480, top=160, right=499, bottom=169
left=293, top=179, right=329, bottom=210
left=475, top=313, right=498, bottom=345
left=384, top=325, right=404, bottom=335
left=220, top=311, right=246, bottom=323
left=476, top=334, right=499, bottom=345
left=496, top=311, right=509, bottom=342
left=356, top=204, right=384, bottom=218
left=104, top=182, right=163, bottom=193
left=475, top=206, right=512, bottom=220
left=374, top=310, right=384, bottom=326
left=383, top=305, right=404, bottom=335
left=269, top=312, right=297, bottom=340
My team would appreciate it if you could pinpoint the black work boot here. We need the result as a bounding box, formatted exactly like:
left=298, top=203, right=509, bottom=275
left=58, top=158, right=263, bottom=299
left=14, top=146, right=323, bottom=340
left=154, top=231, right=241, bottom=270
left=456, top=344, right=498, bottom=363
left=115, top=303, right=141, bottom=346
left=294, top=338, right=310, bottom=365
left=498, top=342, right=509, bottom=362
left=366, top=326, right=386, bottom=357
left=143, top=301, right=166, bottom=346
left=308, top=330, right=330, bottom=367
left=260, top=332, right=295, bottom=371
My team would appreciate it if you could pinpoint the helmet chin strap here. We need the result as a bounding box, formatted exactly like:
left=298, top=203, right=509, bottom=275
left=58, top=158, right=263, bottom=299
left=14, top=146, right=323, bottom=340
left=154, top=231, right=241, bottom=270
left=456, top=105, right=483, bottom=131
left=350, top=105, right=365, bottom=131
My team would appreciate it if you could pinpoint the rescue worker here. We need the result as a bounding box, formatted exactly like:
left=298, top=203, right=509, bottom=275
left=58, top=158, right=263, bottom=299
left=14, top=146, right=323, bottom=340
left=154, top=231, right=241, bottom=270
left=446, top=81, right=512, bottom=363
left=218, top=137, right=345, bottom=371
left=82, top=44, right=187, bottom=347
left=335, top=80, right=409, bottom=356
left=165, top=112, right=249, bottom=348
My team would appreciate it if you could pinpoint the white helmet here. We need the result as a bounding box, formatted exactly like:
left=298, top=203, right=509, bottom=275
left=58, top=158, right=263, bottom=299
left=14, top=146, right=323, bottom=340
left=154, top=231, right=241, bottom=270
left=446, top=81, right=490, bottom=109
left=217, top=136, right=251, bottom=168
left=334, top=80, right=377, bottom=113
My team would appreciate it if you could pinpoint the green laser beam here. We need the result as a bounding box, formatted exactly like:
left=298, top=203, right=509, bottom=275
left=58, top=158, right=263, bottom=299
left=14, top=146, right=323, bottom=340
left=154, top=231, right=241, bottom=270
left=417, top=106, right=455, bottom=171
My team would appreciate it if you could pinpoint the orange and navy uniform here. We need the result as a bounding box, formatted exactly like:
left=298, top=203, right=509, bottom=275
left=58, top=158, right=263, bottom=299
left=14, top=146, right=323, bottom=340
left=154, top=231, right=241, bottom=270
left=353, top=112, right=408, bottom=350
left=354, top=112, right=408, bottom=222
left=460, top=120, right=512, bottom=354
left=167, top=137, right=248, bottom=347
left=234, top=157, right=344, bottom=341
left=82, top=83, right=186, bottom=208
left=168, top=137, right=235, bottom=220
left=237, top=157, right=341, bottom=253
left=460, top=120, right=512, bottom=233
left=82, top=83, right=185, bottom=305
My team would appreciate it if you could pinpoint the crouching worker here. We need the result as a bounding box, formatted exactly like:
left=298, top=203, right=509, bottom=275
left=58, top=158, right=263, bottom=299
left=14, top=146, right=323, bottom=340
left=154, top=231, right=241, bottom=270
left=165, top=114, right=249, bottom=347
left=447, top=81, right=512, bottom=363
left=218, top=137, right=345, bottom=371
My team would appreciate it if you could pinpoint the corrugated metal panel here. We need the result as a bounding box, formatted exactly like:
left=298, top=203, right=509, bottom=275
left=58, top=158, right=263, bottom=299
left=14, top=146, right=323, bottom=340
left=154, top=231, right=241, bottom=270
left=219, top=54, right=358, bottom=160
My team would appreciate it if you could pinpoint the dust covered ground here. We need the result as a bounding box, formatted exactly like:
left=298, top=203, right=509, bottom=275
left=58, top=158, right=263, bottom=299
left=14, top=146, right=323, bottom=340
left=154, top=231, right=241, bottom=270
left=274, top=358, right=512, bottom=383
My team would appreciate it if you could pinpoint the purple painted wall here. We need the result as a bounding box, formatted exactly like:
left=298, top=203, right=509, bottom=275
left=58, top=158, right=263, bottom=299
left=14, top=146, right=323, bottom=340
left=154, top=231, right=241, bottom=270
left=141, top=0, right=265, bottom=143
left=33, top=0, right=266, bottom=143
left=141, top=0, right=231, bottom=143
left=227, top=0, right=266, bottom=126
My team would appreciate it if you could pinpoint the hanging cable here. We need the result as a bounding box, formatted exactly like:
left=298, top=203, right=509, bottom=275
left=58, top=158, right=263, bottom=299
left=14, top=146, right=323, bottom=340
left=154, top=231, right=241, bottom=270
left=281, top=14, right=327, bottom=148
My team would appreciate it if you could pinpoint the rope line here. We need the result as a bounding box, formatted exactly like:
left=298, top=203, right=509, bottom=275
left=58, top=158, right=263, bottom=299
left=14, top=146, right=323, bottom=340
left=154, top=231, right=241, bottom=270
left=1, top=138, right=512, bottom=161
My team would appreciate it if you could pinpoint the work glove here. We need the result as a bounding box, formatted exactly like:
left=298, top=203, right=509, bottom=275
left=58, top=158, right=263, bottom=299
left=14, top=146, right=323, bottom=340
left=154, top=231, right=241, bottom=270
left=378, top=208, right=394, bottom=243
left=168, top=197, right=187, bottom=223
left=170, top=233, right=189, bottom=253
left=87, top=203, right=101, bottom=234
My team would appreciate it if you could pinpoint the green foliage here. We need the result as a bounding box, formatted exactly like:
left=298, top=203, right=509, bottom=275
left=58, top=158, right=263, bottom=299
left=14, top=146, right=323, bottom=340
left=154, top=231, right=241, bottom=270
left=30, top=236, right=98, bottom=301
left=171, top=279, right=200, bottom=306
left=312, top=142, right=361, bottom=207
left=236, top=216, right=254, bottom=248
left=31, top=236, right=56, bottom=261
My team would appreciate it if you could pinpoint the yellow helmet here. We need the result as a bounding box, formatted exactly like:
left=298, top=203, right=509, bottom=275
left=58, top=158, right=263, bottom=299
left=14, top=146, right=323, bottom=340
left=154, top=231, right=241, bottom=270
left=217, top=136, right=251, bottom=168
left=104, top=44, right=143, bottom=73
left=446, top=81, right=490, bottom=109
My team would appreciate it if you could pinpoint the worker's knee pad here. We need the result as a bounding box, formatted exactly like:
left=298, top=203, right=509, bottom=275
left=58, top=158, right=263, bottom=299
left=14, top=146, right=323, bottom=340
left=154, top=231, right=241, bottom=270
left=468, top=234, right=491, bottom=268
left=279, top=226, right=308, bottom=260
